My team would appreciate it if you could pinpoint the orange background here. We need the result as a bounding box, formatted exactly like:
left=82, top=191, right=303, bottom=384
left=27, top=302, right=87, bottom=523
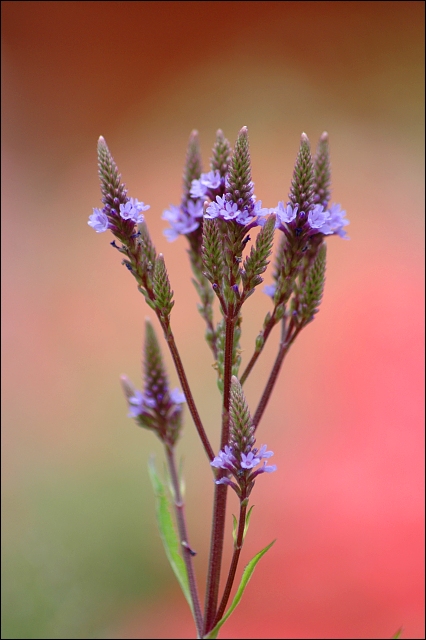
left=2, top=2, right=424, bottom=638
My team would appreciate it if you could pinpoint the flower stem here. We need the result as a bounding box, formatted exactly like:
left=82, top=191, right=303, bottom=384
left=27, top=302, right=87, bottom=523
left=214, top=500, right=248, bottom=626
left=162, top=319, right=215, bottom=461
left=165, top=445, right=204, bottom=638
left=203, top=312, right=236, bottom=634
left=240, top=309, right=278, bottom=385
left=253, top=319, right=300, bottom=430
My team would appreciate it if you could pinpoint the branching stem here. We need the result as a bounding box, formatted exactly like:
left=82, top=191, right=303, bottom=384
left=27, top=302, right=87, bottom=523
left=161, top=317, right=215, bottom=461
left=253, top=319, right=301, bottom=430
left=214, top=500, right=248, bottom=626
left=165, top=445, right=204, bottom=638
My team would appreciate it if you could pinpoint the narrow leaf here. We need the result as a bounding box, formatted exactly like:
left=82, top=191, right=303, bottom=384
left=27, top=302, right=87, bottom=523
left=204, top=539, right=276, bottom=639
left=391, top=628, right=403, bottom=639
left=243, top=505, right=255, bottom=542
left=147, top=457, right=193, bottom=614
left=232, top=514, right=238, bottom=546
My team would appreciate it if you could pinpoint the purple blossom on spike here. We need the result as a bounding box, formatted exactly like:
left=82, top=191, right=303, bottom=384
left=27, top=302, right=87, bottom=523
left=211, top=377, right=276, bottom=500
left=119, top=198, right=150, bottom=224
left=120, top=320, right=186, bottom=446
left=162, top=199, right=204, bottom=241
left=308, top=204, right=330, bottom=232
left=190, top=170, right=222, bottom=199
left=211, top=442, right=276, bottom=489
left=327, top=203, right=350, bottom=238
left=263, top=283, right=277, bottom=298
left=205, top=195, right=239, bottom=221
left=88, top=208, right=110, bottom=232
left=170, top=388, right=186, bottom=404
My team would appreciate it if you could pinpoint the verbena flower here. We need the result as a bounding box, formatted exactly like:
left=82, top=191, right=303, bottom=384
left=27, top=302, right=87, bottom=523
left=205, top=195, right=239, bottom=221
left=190, top=170, right=222, bottom=199
left=263, top=283, right=277, bottom=298
left=120, top=375, right=156, bottom=419
left=211, top=442, right=276, bottom=497
left=263, top=200, right=349, bottom=239
left=162, top=199, right=204, bottom=241
left=308, top=204, right=330, bottom=232
left=326, top=203, right=349, bottom=238
left=119, top=198, right=150, bottom=224
left=88, top=207, right=110, bottom=232
left=210, top=377, right=276, bottom=499
left=259, top=202, right=298, bottom=229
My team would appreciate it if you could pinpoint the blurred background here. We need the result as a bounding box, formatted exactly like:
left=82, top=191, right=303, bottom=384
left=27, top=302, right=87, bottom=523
left=1, top=2, right=424, bottom=638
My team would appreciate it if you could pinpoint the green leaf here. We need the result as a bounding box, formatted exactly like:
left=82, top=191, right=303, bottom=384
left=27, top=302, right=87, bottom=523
left=147, top=457, right=193, bottom=614
left=391, top=628, right=403, bottom=639
left=243, top=505, right=255, bottom=542
left=204, top=539, right=276, bottom=639
left=232, top=514, right=238, bottom=546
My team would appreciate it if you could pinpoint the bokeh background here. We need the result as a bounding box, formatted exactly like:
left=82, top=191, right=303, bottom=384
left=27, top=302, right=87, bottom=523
left=2, top=2, right=424, bottom=638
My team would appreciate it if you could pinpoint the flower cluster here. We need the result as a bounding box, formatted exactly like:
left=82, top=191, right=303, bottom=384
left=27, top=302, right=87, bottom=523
left=209, top=376, right=277, bottom=500
left=88, top=197, right=150, bottom=233
left=120, top=320, right=186, bottom=447
left=190, top=169, right=223, bottom=200
left=205, top=195, right=270, bottom=226
left=211, top=442, right=276, bottom=499
left=89, top=128, right=348, bottom=639
left=122, top=377, right=185, bottom=419
left=162, top=198, right=204, bottom=241
left=259, top=201, right=348, bottom=238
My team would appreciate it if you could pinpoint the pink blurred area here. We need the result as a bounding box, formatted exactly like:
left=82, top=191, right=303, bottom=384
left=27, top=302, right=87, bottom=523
left=2, top=2, right=424, bottom=639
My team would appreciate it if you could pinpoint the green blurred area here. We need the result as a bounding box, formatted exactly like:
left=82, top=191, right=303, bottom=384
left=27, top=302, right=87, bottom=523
left=2, top=464, right=172, bottom=639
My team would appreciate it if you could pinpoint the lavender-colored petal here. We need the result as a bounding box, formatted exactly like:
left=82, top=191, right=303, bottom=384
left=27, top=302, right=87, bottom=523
left=127, top=389, right=146, bottom=418
left=263, top=283, right=277, bottom=298
left=241, top=451, right=261, bottom=469
left=257, top=444, right=274, bottom=459
left=263, top=464, right=277, bottom=473
left=273, top=201, right=298, bottom=225
left=88, top=208, right=110, bottom=232
left=307, top=204, right=330, bottom=231
left=170, top=388, right=186, bottom=404
left=163, top=227, right=180, bottom=242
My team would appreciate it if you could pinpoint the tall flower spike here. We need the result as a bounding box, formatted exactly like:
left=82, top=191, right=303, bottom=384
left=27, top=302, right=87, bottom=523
left=211, top=377, right=276, bottom=499
left=292, top=241, right=327, bottom=327
left=229, top=376, right=255, bottom=455
left=97, top=136, right=128, bottom=210
left=152, top=253, right=174, bottom=328
left=210, top=129, right=232, bottom=178
left=143, top=318, right=185, bottom=446
left=288, top=132, right=315, bottom=214
left=182, top=130, right=203, bottom=202
left=226, top=126, right=254, bottom=214
left=313, top=132, right=331, bottom=208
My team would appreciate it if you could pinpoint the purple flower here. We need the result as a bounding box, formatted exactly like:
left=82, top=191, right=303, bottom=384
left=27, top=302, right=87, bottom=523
left=170, top=388, right=186, bottom=404
left=263, top=283, right=277, bottom=298
left=211, top=443, right=276, bottom=477
left=307, top=204, right=332, bottom=233
left=127, top=388, right=156, bottom=418
left=162, top=199, right=203, bottom=241
left=273, top=201, right=298, bottom=225
left=240, top=451, right=261, bottom=469
left=205, top=195, right=240, bottom=221
left=326, top=203, right=350, bottom=238
left=235, top=199, right=270, bottom=225
left=88, top=208, right=110, bottom=233
left=190, top=170, right=222, bottom=199
left=119, top=198, right=150, bottom=224
left=211, top=445, right=238, bottom=471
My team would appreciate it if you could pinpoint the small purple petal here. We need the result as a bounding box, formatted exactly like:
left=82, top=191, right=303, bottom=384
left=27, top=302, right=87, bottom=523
left=170, top=388, right=186, bottom=404
left=88, top=208, right=109, bottom=233
left=263, top=283, right=276, bottom=298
